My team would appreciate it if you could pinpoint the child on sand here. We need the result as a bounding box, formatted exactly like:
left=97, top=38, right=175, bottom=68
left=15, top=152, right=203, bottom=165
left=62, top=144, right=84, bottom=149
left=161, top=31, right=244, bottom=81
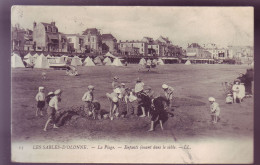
left=208, top=97, right=220, bottom=124
left=35, top=87, right=45, bottom=116
left=43, top=89, right=62, bottom=131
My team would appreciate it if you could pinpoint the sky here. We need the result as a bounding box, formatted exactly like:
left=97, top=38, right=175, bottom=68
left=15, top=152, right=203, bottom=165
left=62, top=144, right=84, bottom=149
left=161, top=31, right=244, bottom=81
left=11, top=6, right=254, bottom=48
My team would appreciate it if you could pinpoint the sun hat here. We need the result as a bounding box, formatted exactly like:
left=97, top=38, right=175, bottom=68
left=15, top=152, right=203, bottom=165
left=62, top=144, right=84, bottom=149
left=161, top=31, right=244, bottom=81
left=114, top=88, right=121, bottom=94
left=121, top=83, right=126, bottom=86
left=208, top=97, right=215, bottom=102
left=227, top=94, right=232, bottom=96
left=54, top=89, right=62, bottom=95
left=88, top=85, right=94, bottom=90
left=48, top=92, right=54, bottom=95
left=135, top=85, right=143, bottom=93
left=39, top=86, right=44, bottom=91
left=162, top=84, right=168, bottom=89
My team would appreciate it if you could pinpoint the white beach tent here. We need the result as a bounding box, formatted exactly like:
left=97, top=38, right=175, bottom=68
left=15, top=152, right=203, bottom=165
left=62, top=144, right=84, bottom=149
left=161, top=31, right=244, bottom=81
left=185, top=60, right=191, bottom=65
left=105, top=52, right=117, bottom=59
left=71, top=56, right=82, bottom=66
left=103, top=57, right=112, bottom=65
left=46, top=54, right=52, bottom=58
left=157, top=58, right=164, bottom=65
left=139, top=58, right=146, bottom=65
left=94, top=56, right=103, bottom=65
left=24, top=52, right=33, bottom=59
left=83, top=57, right=95, bottom=66
left=34, top=54, right=50, bottom=68
left=11, top=53, right=25, bottom=68
left=23, top=52, right=34, bottom=66
left=32, top=53, right=39, bottom=59
left=112, top=57, right=123, bottom=66
left=152, top=59, right=158, bottom=64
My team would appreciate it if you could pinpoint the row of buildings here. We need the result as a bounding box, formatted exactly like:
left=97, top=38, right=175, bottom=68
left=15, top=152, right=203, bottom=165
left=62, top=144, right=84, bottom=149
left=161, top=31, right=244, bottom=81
left=11, top=21, right=184, bottom=58
left=186, top=43, right=254, bottom=61
left=12, top=21, right=253, bottom=61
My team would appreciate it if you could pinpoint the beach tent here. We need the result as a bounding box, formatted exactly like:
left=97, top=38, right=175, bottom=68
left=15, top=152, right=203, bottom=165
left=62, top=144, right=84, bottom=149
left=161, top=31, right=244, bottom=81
left=23, top=56, right=34, bottom=66
left=71, top=56, right=82, bottom=66
left=83, top=57, right=95, bottom=66
left=152, top=59, right=158, bottom=64
left=139, top=58, right=146, bottom=65
left=103, top=57, right=112, bottom=65
left=94, top=56, right=103, bottom=65
left=157, top=58, right=164, bottom=65
left=46, top=54, right=52, bottom=58
left=105, top=52, right=117, bottom=59
left=34, top=54, right=50, bottom=68
left=112, top=58, right=123, bottom=66
left=11, top=53, right=25, bottom=68
left=32, top=53, right=39, bottom=59
left=24, top=52, right=33, bottom=59
left=23, top=53, right=34, bottom=66
left=185, top=60, right=191, bottom=65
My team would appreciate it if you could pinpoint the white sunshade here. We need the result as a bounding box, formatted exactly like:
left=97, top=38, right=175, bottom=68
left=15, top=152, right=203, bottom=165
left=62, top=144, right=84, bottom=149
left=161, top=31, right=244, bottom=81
left=83, top=57, right=95, bottom=66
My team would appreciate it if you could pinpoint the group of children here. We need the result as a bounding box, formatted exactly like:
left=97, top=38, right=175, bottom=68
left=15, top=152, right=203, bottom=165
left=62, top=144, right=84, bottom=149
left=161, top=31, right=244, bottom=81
left=35, top=87, right=62, bottom=131
left=36, top=75, right=222, bottom=132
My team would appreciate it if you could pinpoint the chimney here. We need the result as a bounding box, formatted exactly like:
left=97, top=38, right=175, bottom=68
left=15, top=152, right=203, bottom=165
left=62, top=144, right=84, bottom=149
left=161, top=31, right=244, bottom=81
left=33, top=22, right=36, bottom=28
left=51, top=22, right=55, bottom=26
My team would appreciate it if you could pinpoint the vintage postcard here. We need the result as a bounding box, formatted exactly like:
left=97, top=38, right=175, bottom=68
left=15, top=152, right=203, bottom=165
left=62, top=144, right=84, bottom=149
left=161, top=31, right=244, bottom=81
left=11, top=6, right=254, bottom=163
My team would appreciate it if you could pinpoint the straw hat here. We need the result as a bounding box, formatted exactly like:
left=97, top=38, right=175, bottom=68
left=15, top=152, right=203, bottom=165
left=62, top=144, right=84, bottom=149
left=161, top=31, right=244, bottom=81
left=88, top=85, right=94, bottom=90
left=39, top=87, right=44, bottom=91
left=208, top=97, right=215, bottom=102
left=162, top=84, right=168, bottom=89
left=54, top=89, right=62, bottom=95
left=48, top=92, right=54, bottom=96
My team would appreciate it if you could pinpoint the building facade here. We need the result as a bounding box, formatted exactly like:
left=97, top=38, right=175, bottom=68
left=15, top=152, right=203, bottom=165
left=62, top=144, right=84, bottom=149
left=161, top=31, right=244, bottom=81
left=101, top=34, right=117, bottom=53
left=33, top=21, right=59, bottom=52
left=186, top=43, right=212, bottom=59
left=119, top=41, right=148, bottom=56
left=82, top=28, right=102, bottom=54
left=65, top=34, right=84, bottom=53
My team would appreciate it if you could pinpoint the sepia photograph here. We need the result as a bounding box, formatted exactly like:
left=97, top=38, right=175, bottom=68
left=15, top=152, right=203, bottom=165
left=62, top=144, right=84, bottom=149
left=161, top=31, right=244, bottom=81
left=11, top=6, right=254, bottom=163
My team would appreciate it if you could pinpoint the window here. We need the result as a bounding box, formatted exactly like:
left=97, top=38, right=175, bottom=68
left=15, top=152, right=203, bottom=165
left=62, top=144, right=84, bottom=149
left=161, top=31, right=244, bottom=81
left=92, top=37, right=95, bottom=42
left=47, top=26, right=51, bottom=32
left=142, top=48, right=143, bottom=52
